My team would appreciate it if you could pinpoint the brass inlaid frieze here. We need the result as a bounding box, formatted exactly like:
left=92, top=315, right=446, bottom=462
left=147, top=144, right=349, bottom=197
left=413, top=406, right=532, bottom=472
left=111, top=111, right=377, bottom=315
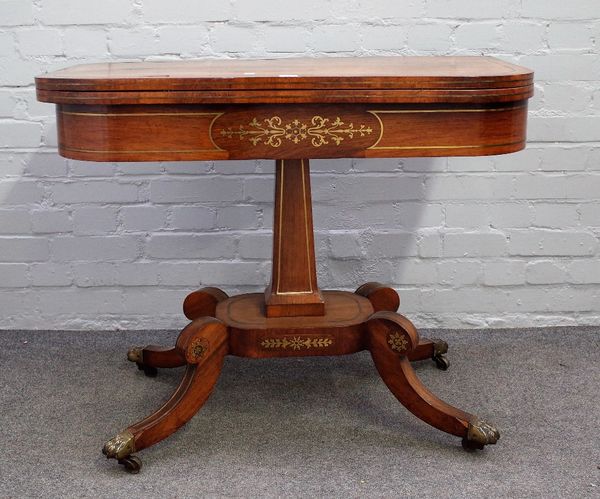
left=261, top=336, right=333, bottom=350
left=388, top=331, right=409, bottom=353
left=220, top=116, right=373, bottom=148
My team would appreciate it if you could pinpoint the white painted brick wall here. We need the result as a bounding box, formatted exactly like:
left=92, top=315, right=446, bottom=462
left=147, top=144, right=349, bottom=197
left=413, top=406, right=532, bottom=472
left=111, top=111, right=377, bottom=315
left=1, top=1, right=599, bottom=329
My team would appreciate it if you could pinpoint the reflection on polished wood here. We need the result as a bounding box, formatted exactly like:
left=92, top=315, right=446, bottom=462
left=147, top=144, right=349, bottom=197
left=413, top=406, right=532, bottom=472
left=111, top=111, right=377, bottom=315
left=36, top=56, right=531, bottom=472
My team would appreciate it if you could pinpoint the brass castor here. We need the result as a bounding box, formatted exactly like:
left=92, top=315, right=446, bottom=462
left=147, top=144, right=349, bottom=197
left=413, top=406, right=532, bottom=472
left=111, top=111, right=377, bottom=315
left=128, top=346, right=158, bottom=377
left=136, top=363, right=158, bottom=378
left=433, top=354, right=450, bottom=371
left=462, top=438, right=484, bottom=451
left=431, top=339, right=450, bottom=370
left=103, top=430, right=140, bottom=471
left=461, top=419, right=500, bottom=451
left=118, top=455, right=142, bottom=474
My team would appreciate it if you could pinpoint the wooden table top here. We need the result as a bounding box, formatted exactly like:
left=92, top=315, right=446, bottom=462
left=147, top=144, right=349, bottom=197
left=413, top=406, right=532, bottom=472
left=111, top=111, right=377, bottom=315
left=36, top=56, right=533, bottom=105
left=35, top=56, right=533, bottom=161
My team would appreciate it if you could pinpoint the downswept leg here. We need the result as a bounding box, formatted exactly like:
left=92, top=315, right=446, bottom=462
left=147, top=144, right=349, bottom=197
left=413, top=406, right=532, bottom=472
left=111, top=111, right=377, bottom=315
left=125, top=287, right=230, bottom=377
left=366, top=311, right=499, bottom=450
left=354, top=283, right=449, bottom=370
left=103, top=317, right=228, bottom=472
left=127, top=345, right=186, bottom=376
left=407, top=338, right=450, bottom=370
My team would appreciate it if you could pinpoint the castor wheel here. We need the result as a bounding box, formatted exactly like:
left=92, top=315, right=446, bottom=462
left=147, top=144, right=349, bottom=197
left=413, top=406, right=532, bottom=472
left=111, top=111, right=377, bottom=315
left=431, top=338, right=449, bottom=370
left=137, top=363, right=158, bottom=377
left=128, top=347, right=158, bottom=376
left=118, top=455, right=142, bottom=474
left=433, top=354, right=450, bottom=371
left=461, top=438, right=484, bottom=451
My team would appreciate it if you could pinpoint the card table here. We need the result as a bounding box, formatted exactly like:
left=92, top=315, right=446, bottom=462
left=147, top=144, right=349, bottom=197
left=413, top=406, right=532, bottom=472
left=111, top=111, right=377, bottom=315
left=36, top=56, right=533, bottom=473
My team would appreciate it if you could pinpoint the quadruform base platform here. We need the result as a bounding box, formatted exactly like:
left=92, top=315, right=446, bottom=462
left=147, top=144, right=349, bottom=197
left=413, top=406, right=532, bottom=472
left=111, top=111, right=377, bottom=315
left=219, top=291, right=371, bottom=358
left=103, top=284, right=499, bottom=473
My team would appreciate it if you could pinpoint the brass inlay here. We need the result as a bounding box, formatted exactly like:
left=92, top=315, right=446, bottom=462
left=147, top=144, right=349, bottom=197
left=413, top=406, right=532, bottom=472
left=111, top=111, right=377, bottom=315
left=388, top=331, right=409, bottom=353
left=190, top=338, right=209, bottom=361
left=301, top=159, right=314, bottom=293
left=275, top=159, right=285, bottom=293
left=275, top=160, right=314, bottom=295
left=208, top=113, right=226, bottom=151
left=369, top=105, right=525, bottom=115
left=61, top=146, right=223, bottom=154
left=220, top=116, right=373, bottom=148
left=261, top=336, right=333, bottom=350
left=61, top=111, right=223, bottom=117
left=367, top=106, right=525, bottom=151
left=367, top=140, right=524, bottom=151
left=369, top=112, right=385, bottom=150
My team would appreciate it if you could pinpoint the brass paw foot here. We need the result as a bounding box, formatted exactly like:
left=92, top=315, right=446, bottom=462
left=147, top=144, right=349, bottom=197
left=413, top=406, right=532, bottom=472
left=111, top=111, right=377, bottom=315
left=461, top=419, right=500, bottom=451
left=102, top=430, right=136, bottom=460
left=432, top=339, right=450, bottom=370
left=127, top=347, right=158, bottom=377
left=127, top=346, right=143, bottom=363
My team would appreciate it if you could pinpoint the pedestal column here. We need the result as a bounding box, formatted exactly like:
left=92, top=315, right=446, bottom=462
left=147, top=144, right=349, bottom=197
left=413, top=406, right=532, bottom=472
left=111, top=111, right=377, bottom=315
left=264, top=158, right=325, bottom=317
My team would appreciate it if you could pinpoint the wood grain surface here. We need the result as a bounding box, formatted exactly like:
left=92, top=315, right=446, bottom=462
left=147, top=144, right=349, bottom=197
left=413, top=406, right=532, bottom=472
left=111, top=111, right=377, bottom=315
left=36, top=56, right=532, bottom=92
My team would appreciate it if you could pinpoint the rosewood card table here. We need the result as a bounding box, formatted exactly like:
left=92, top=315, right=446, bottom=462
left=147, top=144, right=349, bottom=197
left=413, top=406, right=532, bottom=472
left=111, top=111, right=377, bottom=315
left=36, top=56, right=533, bottom=473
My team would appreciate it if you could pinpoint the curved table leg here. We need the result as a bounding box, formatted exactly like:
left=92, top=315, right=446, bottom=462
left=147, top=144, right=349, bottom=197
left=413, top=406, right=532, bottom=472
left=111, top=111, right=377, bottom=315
left=103, top=318, right=228, bottom=472
left=127, top=287, right=228, bottom=374
left=407, top=338, right=450, bottom=370
left=366, top=311, right=499, bottom=450
left=355, top=283, right=449, bottom=369
left=127, top=345, right=186, bottom=376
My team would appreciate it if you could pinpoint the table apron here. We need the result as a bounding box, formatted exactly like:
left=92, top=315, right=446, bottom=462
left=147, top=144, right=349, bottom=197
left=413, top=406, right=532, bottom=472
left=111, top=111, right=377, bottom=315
left=56, top=102, right=528, bottom=162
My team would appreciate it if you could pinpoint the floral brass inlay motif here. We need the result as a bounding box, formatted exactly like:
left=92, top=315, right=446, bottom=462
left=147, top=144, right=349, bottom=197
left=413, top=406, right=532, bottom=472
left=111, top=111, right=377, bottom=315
left=388, top=331, right=409, bottom=353
left=220, top=116, right=373, bottom=148
left=261, top=336, right=333, bottom=350
left=190, top=338, right=209, bottom=361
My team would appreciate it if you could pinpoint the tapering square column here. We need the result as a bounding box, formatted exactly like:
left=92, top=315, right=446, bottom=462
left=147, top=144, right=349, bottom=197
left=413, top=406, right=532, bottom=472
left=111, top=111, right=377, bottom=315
left=264, top=159, right=325, bottom=317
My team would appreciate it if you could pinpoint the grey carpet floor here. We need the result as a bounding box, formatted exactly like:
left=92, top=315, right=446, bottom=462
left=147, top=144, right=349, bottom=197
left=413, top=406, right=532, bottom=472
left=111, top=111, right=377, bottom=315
left=0, top=326, right=598, bottom=498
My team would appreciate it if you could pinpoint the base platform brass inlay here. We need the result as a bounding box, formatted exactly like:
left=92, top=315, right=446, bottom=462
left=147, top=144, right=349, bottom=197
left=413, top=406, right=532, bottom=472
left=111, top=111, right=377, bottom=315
left=220, top=116, right=373, bottom=148
left=388, top=331, right=409, bottom=353
left=261, top=336, right=333, bottom=350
